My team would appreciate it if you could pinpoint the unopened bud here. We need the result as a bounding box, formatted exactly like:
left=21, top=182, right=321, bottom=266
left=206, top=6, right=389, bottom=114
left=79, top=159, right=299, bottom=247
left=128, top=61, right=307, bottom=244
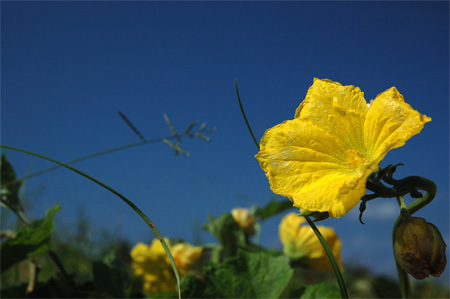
left=394, top=217, right=447, bottom=280
left=231, top=208, right=256, bottom=237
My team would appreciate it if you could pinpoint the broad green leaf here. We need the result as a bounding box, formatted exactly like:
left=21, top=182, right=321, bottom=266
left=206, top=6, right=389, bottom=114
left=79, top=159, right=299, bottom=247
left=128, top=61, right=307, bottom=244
left=254, top=198, right=294, bottom=220
left=0, top=152, right=24, bottom=215
left=204, top=213, right=246, bottom=258
left=0, top=204, right=61, bottom=273
left=92, top=251, right=131, bottom=298
left=299, top=282, right=340, bottom=298
left=203, top=250, right=293, bottom=298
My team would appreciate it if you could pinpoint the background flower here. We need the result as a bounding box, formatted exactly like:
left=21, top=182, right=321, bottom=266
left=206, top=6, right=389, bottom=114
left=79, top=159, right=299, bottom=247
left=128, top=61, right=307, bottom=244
left=231, top=207, right=257, bottom=236
left=130, top=239, right=202, bottom=294
left=279, top=213, right=343, bottom=272
left=256, top=78, right=430, bottom=218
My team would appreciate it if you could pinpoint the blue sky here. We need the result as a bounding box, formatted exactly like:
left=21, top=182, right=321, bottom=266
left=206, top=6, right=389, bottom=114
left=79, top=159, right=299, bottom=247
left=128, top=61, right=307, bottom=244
left=2, top=1, right=449, bottom=280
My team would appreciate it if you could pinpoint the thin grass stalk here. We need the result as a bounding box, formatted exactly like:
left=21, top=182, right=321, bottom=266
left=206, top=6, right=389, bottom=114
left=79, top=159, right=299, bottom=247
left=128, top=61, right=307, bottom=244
left=0, top=144, right=182, bottom=299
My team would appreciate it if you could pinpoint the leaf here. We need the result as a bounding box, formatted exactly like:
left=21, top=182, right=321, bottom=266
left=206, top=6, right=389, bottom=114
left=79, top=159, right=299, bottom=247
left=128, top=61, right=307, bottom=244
left=0, top=152, right=24, bottom=215
left=299, top=282, right=341, bottom=298
left=178, top=275, right=208, bottom=298
left=0, top=204, right=61, bottom=273
left=92, top=251, right=131, bottom=298
left=203, top=213, right=246, bottom=258
left=202, top=250, right=293, bottom=298
left=254, top=198, right=294, bottom=220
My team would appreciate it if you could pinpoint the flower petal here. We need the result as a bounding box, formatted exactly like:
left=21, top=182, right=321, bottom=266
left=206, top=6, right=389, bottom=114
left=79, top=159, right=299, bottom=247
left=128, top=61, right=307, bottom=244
left=364, top=87, right=431, bottom=163
left=295, top=78, right=368, bottom=153
left=304, top=225, right=343, bottom=272
left=279, top=213, right=305, bottom=245
left=291, top=170, right=369, bottom=218
left=256, top=118, right=368, bottom=217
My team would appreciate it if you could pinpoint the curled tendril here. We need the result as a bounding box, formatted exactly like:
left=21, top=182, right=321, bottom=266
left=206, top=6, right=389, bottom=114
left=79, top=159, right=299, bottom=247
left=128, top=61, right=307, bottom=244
left=359, top=164, right=436, bottom=224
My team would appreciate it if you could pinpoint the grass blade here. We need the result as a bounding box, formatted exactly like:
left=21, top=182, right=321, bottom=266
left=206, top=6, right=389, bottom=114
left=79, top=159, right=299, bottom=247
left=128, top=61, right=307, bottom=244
left=0, top=144, right=182, bottom=298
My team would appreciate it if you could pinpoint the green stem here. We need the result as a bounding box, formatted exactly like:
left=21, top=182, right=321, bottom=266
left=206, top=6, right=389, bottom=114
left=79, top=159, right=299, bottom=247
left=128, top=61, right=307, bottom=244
left=235, top=79, right=260, bottom=151
left=0, top=144, right=182, bottom=299
left=391, top=177, right=436, bottom=298
left=304, top=215, right=348, bottom=298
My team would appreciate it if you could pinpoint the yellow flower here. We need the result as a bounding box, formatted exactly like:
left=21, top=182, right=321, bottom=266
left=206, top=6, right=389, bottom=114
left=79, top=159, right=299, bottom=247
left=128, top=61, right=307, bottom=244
left=130, top=239, right=203, bottom=294
left=255, top=78, right=430, bottom=218
left=171, top=242, right=203, bottom=276
left=279, top=213, right=343, bottom=272
left=231, top=207, right=256, bottom=236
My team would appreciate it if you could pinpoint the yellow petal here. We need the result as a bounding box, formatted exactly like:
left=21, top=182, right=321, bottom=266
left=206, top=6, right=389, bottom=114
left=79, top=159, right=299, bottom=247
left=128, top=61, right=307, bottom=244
left=295, top=78, right=368, bottom=153
left=256, top=118, right=348, bottom=187
left=364, top=87, right=431, bottom=163
left=304, top=225, right=343, bottom=272
left=256, top=117, right=369, bottom=217
left=172, top=243, right=203, bottom=275
left=278, top=213, right=343, bottom=272
left=279, top=213, right=305, bottom=245
left=294, top=166, right=375, bottom=217
left=279, top=213, right=309, bottom=259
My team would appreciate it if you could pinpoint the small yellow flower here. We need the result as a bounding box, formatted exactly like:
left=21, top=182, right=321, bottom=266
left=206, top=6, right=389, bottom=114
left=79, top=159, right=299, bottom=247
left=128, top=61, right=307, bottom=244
left=279, top=213, right=343, bottom=272
left=130, top=239, right=202, bottom=294
left=172, top=242, right=203, bottom=276
left=231, top=207, right=256, bottom=236
left=256, top=78, right=430, bottom=218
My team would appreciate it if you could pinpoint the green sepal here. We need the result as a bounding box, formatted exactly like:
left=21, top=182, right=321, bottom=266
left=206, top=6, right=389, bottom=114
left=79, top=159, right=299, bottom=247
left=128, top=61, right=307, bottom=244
left=299, top=209, right=330, bottom=222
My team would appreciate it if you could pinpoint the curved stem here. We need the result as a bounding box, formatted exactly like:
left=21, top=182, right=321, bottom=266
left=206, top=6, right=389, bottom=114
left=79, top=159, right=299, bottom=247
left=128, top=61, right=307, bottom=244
left=304, top=215, right=348, bottom=298
left=235, top=79, right=260, bottom=151
left=0, top=144, right=182, bottom=299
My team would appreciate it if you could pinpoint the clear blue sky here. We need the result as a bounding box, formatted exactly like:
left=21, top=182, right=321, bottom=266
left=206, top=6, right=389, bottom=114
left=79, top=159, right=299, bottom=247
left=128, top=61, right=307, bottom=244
left=2, top=1, right=449, bottom=279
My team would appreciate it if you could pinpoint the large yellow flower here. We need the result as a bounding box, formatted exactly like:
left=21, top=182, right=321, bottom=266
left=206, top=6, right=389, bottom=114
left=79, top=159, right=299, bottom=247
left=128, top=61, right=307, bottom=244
left=255, top=78, right=430, bottom=218
left=279, top=213, right=343, bottom=272
left=130, top=239, right=202, bottom=294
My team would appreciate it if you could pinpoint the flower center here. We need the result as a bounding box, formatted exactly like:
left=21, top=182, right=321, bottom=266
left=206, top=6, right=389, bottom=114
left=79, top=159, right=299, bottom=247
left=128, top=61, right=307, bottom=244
left=345, top=150, right=366, bottom=170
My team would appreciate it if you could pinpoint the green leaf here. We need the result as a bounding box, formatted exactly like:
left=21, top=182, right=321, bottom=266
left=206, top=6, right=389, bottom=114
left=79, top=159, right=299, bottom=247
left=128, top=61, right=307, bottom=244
left=299, top=282, right=341, bottom=298
left=92, top=251, right=131, bottom=298
left=179, top=275, right=208, bottom=298
left=254, top=198, right=294, bottom=220
left=204, top=213, right=246, bottom=258
left=0, top=152, right=24, bottom=215
left=203, top=250, right=293, bottom=298
left=0, top=204, right=61, bottom=273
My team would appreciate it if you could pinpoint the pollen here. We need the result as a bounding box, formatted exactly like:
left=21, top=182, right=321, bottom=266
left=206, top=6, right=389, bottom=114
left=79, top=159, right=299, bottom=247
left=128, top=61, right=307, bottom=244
left=345, top=150, right=366, bottom=170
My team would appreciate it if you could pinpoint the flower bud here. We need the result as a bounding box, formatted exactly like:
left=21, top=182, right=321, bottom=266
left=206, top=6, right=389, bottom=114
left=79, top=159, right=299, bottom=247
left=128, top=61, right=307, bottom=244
left=231, top=207, right=256, bottom=236
left=394, top=217, right=447, bottom=280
